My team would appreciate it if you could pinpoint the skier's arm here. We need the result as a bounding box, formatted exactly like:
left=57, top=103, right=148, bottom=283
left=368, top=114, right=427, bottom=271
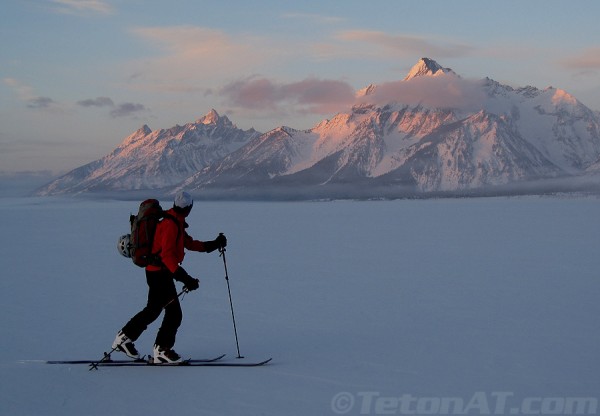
left=173, top=266, right=199, bottom=291
left=183, top=233, right=207, bottom=252
left=184, top=233, right=227, bottom=253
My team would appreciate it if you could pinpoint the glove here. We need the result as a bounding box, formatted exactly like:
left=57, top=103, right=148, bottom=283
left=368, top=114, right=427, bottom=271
left=184, top=277, right=200, bottom=292
left=216, top=233, right=227, bottom=250
left=173, top=267, right=199, bottom=291
left=204, top=233, right=227, bottom=253
left=173, top=266, right=191, bottom=282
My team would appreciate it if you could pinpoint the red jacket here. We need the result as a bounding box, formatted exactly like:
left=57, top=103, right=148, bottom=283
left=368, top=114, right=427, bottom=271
left=146, top=208, right=207, bottom=273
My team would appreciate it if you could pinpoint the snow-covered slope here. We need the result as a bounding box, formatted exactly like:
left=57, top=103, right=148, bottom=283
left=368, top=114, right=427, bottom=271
left=2, top=196, right=600, bottom=415
left=36, top=110, right=260, bottom=195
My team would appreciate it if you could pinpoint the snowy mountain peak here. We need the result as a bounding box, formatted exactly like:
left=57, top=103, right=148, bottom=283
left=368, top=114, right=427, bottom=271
left=404, top=57, right=454, bottom=81
left=198, top=109, right=222, bottom=125
left=551, top=88, right=578, bottom=106
left=121, top=124, right=152, bottom=146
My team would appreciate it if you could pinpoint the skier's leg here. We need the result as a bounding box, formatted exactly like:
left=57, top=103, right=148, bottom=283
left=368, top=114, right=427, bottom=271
left=152, top=278, right=183, bottom=363
left=121, top=270, right=167, bottom=341
left=154, top=280, right=182, bottom=349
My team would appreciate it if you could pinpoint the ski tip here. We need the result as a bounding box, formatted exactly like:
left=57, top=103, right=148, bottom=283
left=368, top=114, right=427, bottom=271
left=244, top=357, right=272, bottom=366
left=239, top=357, right=272, bottom=366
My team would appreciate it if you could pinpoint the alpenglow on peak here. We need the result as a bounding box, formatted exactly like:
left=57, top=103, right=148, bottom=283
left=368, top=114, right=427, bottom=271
left=404, top=58, right=455, bottom=81
left=198, top=108, right=221, bottom=125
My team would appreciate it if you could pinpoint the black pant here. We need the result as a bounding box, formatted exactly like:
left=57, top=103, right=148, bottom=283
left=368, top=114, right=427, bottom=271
left=122, top=269, right=182, bottom=349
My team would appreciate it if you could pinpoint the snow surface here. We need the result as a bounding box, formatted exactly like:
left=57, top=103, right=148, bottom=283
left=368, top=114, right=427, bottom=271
left=1, top=196, right=600, bottom=415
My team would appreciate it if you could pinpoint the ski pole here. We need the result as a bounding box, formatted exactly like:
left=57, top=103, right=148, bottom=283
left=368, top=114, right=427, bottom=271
left=164, top=287, right=189, bottom=309
left=219, top=242, right=244, bottom=359
left=89, top=288, right=189, bottom=371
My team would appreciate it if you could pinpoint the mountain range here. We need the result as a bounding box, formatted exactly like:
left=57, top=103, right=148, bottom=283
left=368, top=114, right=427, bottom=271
left=37, top=110, right=260, bottom=195
left=37, top=58, right=600, bottom=199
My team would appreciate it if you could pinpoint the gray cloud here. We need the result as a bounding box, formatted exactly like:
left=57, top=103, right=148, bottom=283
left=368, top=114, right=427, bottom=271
left=358, top=74, right=487, bottom=111
left=77, top=96, right=147, bottom=118
left=219, top=76, right=355, bottom=114
left=109, top=102, right=146, bottom=118
left=77, top=97, right=115, bottom=107
left=26, top=97, right=56, bottom=109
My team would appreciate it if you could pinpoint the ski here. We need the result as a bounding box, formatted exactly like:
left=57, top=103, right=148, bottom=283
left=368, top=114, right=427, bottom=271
left=47, top=354, right=226, bottom=365
left=95, top=357, right=272, bottom=367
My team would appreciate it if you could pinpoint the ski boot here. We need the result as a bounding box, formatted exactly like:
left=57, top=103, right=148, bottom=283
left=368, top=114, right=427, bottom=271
left=152, top=344, right=183, bottom=364
left=112, top=330, right=140, bottom=359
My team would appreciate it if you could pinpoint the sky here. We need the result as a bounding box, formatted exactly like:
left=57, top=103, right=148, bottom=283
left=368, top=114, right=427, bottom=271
left=1, top=0, right=600, bottom=175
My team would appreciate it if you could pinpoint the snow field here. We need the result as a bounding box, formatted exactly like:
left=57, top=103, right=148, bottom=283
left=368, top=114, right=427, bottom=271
left=1, top=196, right=599, bottom=415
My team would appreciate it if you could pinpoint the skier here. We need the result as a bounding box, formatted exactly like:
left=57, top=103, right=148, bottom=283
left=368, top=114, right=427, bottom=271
left=112, top=191, right=227, bottom=364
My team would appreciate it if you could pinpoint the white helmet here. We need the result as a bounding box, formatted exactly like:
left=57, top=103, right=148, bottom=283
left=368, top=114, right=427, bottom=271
left=174, top=191, right=193, bottom=209
left=117, top=234, right=132, bottom=258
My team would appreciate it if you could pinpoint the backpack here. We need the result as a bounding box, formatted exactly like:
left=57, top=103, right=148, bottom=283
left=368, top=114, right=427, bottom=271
left=129, top=199, right=166, bottom=267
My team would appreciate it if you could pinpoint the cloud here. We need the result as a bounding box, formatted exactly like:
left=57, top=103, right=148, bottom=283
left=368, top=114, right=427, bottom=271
left=50, top=0, right=114, bottom=15
left=358, top=73, right=487, bottom=111
left=26, top=96, right=56, bottom=109
left=281, top=12, right=345, bottom=24
left=307, top=30, right=475, bottom=63
left=132, top=26, right=237, bottom=57
left=219, top=77, right=356, bottom=115
left=123, top=24, right=482, bottom=119
left=76, top=96, right=147, bottom=118
left=335, top=30, right=474, bottom=59
left=77, top=97, right=115, bottom=107
left=559, top=47, right=600, bottom=70
left=109, top=102, right=146, bottom=118
left=127, top=26, right=271, bottom=92
left=3, top=77, right=35, bottom=101
left=3, top=78, right=59, bottom=110
left=219, top=72, right=488, bottom=116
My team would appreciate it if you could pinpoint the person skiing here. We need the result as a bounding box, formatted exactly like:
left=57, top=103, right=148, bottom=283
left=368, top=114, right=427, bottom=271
left=112, top=191, right=227, bottom=364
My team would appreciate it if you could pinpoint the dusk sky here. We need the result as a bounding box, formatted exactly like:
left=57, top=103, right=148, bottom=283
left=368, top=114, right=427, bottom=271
left=2, top=0, right=600, bottom=175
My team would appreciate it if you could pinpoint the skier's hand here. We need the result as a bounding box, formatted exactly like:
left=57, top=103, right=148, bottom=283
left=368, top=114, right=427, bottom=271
left=204, top=233, right=227, bottom=253
left=215, top=233, right=227, bottom=250
left=184, top=278, right=200, bottom=292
